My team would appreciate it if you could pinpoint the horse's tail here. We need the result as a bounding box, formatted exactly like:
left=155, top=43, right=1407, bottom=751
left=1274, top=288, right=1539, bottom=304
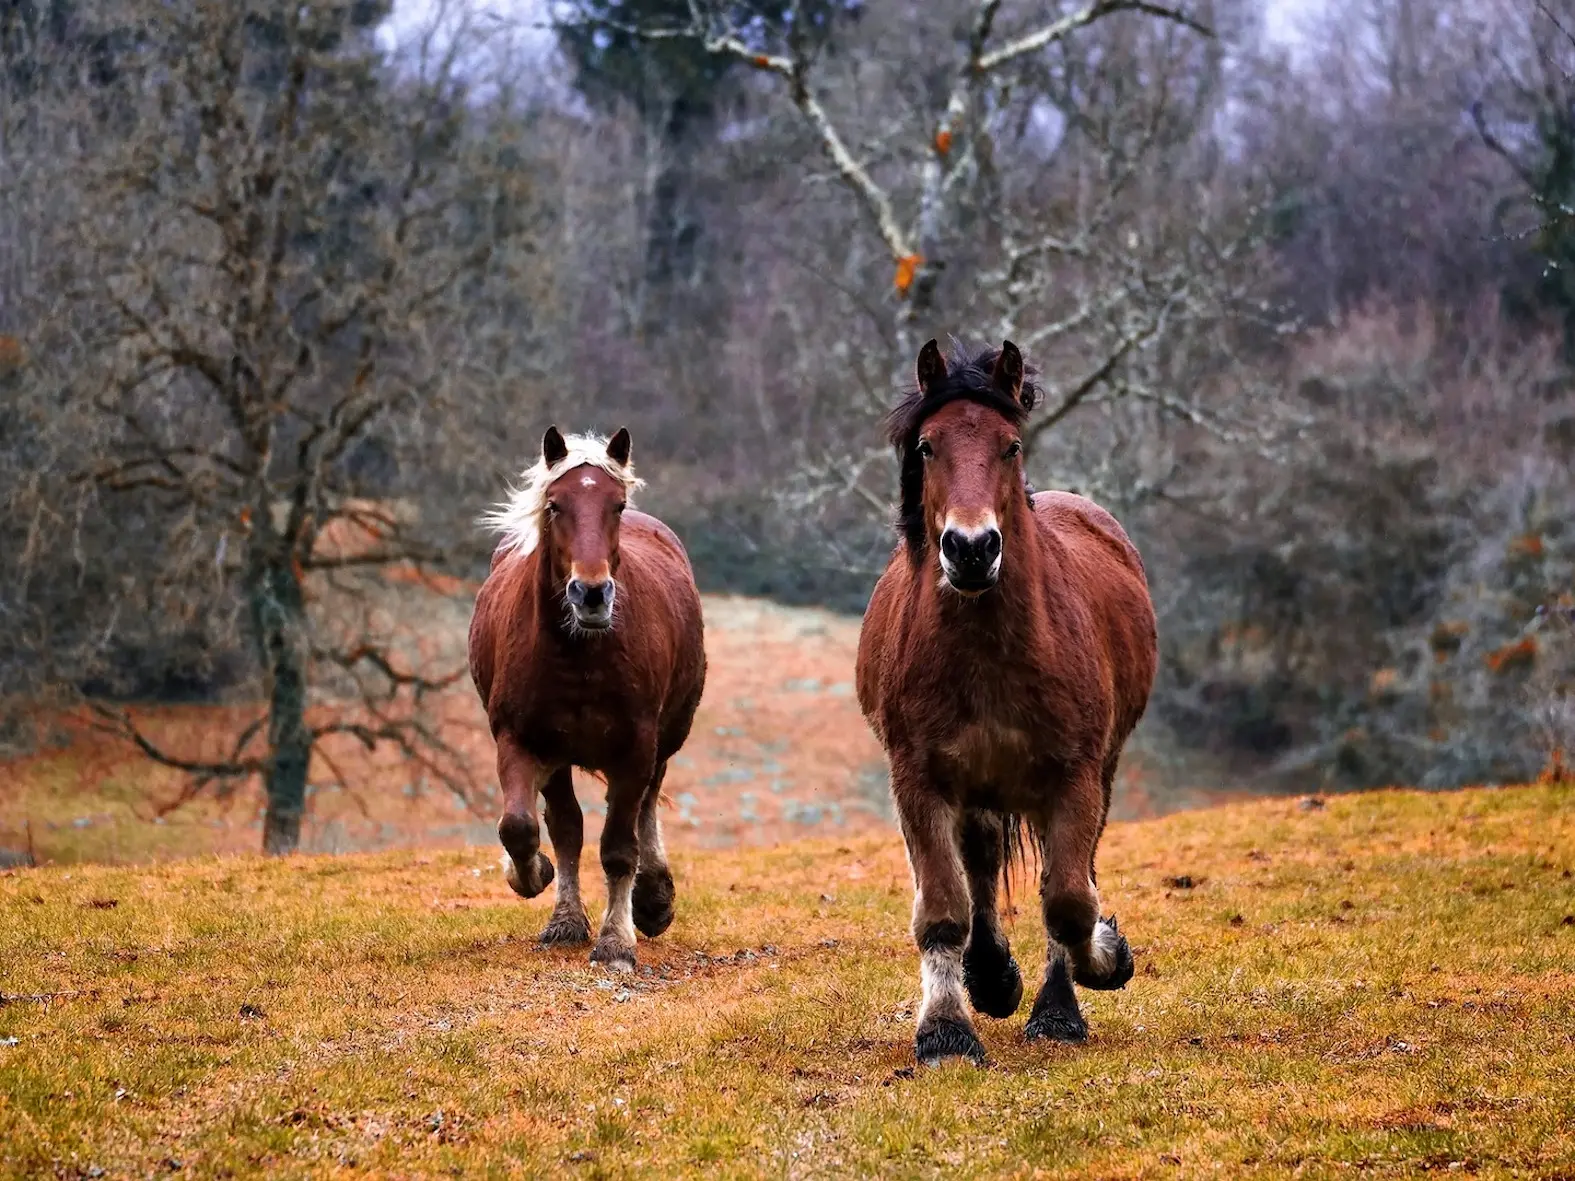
left=999, top=811, right=1042, bottom=911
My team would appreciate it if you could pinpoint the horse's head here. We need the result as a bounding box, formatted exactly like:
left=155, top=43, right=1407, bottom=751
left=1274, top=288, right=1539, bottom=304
left=538, top=425, right=636, bottom=632
left=889, top=340, right=1038, bottom=596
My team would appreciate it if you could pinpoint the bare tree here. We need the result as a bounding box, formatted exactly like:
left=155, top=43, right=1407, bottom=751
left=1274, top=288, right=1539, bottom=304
left=555, top=0, right=1282, bottom=533
left=24, top=0, right=542, bottom=853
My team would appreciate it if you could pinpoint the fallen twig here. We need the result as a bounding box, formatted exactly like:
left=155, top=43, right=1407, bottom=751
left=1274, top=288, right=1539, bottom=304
left=0, top=988, right=101, bottom=1007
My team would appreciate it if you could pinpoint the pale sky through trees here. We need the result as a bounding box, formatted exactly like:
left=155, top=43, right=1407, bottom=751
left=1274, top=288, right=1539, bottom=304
left=378, top=0, right=1330, bottom=60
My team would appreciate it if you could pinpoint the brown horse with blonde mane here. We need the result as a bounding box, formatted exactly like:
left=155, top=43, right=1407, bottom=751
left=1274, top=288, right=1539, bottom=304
left=469, top=427, right=706, bottom=971
left=857, top=340, right=1158, bottom=1064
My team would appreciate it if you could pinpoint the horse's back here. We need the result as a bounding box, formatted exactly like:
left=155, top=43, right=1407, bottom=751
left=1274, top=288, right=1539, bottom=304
left=622, top=509, right=697, bottom=578
left=1032, top=491, right=1145, bottom=579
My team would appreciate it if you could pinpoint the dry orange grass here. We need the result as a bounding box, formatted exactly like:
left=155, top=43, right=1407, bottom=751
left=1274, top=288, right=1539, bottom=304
left=3, top=783, right=1573, bottom=1178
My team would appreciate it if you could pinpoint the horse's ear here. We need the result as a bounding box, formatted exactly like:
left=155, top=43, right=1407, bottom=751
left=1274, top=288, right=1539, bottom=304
left=915, top=339, right=947, bottom=394
left=606, top=427, right=632, bottom=468
left=542, top=426, right=568, bottom=466
left=994, top=340, right=1032, bottom=409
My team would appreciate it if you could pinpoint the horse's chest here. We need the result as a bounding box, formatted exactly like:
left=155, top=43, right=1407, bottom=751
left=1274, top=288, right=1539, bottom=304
left=893, top=646, right=1093, bottom=788
left=936, top=720, right=1036, bottom=786
left=511, top=663, right=646, bottom=764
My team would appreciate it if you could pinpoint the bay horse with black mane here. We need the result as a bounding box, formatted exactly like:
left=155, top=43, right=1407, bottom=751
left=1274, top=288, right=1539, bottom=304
left=856, top=340, right=1158, bottom=1064
left=469, top=427, right=706, bottom=972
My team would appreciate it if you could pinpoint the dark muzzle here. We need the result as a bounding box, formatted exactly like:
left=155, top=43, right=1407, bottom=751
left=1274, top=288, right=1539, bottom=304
left=939, top=526, right=1002, bottom=592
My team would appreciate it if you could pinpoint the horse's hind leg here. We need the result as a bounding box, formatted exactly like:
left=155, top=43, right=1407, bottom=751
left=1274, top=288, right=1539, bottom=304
left=539, top=768, right=591, bottom=946
left=959, top=808, right=1023, bottom=1019
left=589, top=763, right=648, bottom=973
left=893, top=771, right=985, bottom=1065
left=1024, top=765, right=1134, bottom=1044
left=632, top=761, right=675, bottom=938
left=496, top=732, right=555, bottom=900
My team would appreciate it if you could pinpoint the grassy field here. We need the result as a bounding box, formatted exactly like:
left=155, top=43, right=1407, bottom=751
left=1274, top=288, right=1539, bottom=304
left=2, top=783, right=1573, bottom=1178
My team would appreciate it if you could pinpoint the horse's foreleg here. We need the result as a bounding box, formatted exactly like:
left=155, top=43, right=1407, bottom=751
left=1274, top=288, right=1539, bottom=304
left=894, top=774, right=984, bottom=1065
left=589, top=766, right=646, bottom=973
left=496, top=732, right=555, bottom=900
left=1025, top=766, right=1134, bottom=1044
left=538, top=767, right=590, bottom=945
left=959, top=808, right=1023, bottom=1019
left=632, top=761, right=675, bottom=938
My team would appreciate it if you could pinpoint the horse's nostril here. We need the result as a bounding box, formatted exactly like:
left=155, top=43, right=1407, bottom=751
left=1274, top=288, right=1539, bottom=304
left=942, top=528, right=999, bottom=570
left=580, top=581, right=606, bottom=609
left=566, top=578, right=586, bottom=607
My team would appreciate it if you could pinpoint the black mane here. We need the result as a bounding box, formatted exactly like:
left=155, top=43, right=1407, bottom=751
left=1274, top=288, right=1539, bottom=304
left=886, top=343, right=1041, bottom=561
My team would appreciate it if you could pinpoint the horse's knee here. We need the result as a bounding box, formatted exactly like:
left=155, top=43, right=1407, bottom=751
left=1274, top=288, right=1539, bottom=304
left=916, top=917, right=969, bottom=955
left=910, top=873, right=971, bottom=947
left=600, top=844, right=637, bottom=882
left=1042, top=882, right=1098, bottom=950
left=498, top=811, right=539, bottom=862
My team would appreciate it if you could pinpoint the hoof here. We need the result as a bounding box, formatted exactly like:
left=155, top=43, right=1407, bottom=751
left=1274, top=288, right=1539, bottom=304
left=539, top=911, right=592, bottom=946
left=963, top=933, right=1024, bottom=1019
left=1024, top=1005, right=1089, bottom=1044
left=1074, top=916, right=1135, bottom=992
left=632, top=868, right=675, bottom=938
left=915, top=1016, right=987, bottom=1066
left=589, top=937, right=635, bottom=974
left=502, top=851, right=554, bottom=899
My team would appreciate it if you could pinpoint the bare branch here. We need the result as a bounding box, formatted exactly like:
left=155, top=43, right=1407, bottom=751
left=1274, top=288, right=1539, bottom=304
left=977, top=1, right=1211, bottom=74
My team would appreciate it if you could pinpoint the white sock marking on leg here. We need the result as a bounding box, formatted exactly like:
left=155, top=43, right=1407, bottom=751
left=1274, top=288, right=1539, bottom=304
left=919, top=947, right=967, bottom=1025
left=601, top=875, right=636, bottom=947
left=553, top=868, right=582, bottom=917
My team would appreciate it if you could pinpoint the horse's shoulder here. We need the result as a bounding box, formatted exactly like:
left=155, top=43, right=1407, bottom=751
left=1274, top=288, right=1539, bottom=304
left=863, top=549, right=913, bottom=626
left=469, top=549, right=527, bottom=702
left=855, top=549, right=910, bottom=713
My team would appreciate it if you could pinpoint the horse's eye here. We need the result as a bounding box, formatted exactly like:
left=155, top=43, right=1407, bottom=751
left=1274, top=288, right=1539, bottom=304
left=916, top=440, right=934, bottom=459
left=545, top=500, right=559, bottom=514
left=615, top=502, right=627, bottom=514
left=1004, top=440, right=1022, bottom=459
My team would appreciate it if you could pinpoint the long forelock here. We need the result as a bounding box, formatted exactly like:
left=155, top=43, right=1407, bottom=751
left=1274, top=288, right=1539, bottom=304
left=888, top=345, right=1039, bottom=561
left=480, top=433, right=645, bottom=558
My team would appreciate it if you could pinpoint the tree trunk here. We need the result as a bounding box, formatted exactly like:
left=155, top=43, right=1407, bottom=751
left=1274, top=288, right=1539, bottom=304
left=249, top=550, right=312, bottom=855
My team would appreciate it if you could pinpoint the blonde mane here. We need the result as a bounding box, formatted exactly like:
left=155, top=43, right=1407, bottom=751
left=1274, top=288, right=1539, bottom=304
left=480, top=433, right=645, bottom=558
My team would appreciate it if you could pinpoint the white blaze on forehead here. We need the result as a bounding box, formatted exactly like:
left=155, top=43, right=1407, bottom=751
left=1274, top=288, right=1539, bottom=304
left=479, top=431, right=643, bottom=558
left=581, top=474, right=598, bottom=487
